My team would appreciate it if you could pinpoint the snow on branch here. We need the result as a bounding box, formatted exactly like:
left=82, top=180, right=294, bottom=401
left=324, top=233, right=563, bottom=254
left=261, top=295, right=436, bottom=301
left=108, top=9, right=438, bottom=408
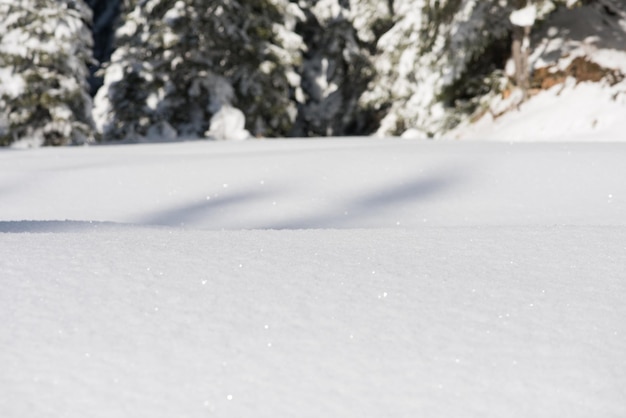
left=510, top=4, right=537, bottom=27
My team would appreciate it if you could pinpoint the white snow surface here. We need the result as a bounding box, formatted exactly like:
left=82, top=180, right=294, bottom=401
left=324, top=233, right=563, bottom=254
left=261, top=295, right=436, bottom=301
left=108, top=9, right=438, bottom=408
left=1, top=138, right=625, bottom=418
left=452, top=79, right=626, bottom=142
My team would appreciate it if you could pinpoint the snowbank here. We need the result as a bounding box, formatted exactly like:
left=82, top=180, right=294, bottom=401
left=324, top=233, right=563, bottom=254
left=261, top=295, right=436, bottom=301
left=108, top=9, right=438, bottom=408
left=450, top=79, right=626, bottom=141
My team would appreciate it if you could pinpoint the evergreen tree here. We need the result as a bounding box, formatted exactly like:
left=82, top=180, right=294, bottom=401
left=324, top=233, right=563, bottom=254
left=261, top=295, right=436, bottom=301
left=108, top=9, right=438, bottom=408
left=370, top=0, right=585, bottom=138
left=94, top=0, right=298, bottom=141
left=0, top=0, right=603, bottom=146
left=0, top=0, right=95, bottom=146
left=289, top=0, right=378, bottom=136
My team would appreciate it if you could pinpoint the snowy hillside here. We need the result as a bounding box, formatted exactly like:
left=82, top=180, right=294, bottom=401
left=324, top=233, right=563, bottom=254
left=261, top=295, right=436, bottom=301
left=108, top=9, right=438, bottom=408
left=450, top=2, right=626, bottom=141
left=1, top=139, right=625, bottom=418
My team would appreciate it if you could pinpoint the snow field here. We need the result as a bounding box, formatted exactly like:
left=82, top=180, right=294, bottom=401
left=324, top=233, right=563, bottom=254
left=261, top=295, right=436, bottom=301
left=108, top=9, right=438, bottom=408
left=1, top=139, right=626, bottom=417
left=1, top=139, right=625, bottom=228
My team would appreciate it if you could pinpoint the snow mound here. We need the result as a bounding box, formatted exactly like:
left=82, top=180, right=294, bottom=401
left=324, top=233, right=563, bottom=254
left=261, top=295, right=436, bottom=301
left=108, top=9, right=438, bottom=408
left=205, top=105, right=250, bottom=141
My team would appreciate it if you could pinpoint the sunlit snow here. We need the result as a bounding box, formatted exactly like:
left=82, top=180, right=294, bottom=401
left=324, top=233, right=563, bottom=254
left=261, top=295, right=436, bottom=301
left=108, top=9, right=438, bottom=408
left=1, top=138, right=625, bottom=418
left=205, top=105, right=250, bottom=141
left=510, top=4, right=537, bottom=27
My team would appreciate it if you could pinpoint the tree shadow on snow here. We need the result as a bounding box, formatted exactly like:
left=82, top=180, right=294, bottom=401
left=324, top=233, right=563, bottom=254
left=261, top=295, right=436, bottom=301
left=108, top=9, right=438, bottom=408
left=268, top=168, right=463, bottom=229
left=138, top=188, right=275, bottom=228
left=0, top=169, right=463, bottom=232
left=0, top=220, right=130, bottom=233
left=129, top=166, right=464, bottom=229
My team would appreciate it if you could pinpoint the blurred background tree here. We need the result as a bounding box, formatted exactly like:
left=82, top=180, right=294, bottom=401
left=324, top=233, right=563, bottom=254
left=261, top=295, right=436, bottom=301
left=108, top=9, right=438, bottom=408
left=0, top=0, right=95, bottom=146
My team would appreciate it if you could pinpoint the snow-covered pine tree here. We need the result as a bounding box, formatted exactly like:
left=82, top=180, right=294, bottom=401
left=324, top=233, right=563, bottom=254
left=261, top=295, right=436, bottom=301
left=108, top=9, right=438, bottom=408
left=0, top=0, right=95, bottom=147
left=369, top=0, right=584, bottom=138
left=94, top=0, right=298, bottom=141
left=365, top=0, right=512, bottom=138
left=289, top=0, right=378, bottom=137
